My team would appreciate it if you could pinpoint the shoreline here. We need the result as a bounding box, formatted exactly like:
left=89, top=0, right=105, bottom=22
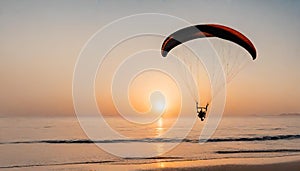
left=137, top=155, right=300, bottom=171
left=4, top=155, right=300, bottom=171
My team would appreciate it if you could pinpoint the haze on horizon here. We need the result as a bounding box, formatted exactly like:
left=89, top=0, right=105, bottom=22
left=0, top=0, right=300, bottom=117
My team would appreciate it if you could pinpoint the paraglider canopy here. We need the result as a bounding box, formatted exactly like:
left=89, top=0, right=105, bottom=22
left=161, top=24, right=256, bottom=60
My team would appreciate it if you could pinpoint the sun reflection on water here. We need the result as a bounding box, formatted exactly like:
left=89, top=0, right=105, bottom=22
left=159, top=162, right=165, bottom=168
left=156, top=118, right=164, bottom=136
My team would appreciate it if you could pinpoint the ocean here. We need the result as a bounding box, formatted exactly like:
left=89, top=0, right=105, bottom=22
left=1, top=115, right=299, bottom=170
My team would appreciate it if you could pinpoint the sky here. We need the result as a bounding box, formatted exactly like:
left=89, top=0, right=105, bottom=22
left=0, top=0, right=299, bottom=116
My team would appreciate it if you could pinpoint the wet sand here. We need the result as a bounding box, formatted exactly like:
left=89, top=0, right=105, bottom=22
left=4, top=155, right=300, bottom=171
left=139, top=157, right=300, bottom=171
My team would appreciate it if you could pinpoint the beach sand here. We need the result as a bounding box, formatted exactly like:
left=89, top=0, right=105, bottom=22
left=5, top=155, right=300, bottom=171
left=138, top=155, right=300, bottom=171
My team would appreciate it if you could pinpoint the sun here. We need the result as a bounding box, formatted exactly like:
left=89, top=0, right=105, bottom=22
left=151, top=91, right=167, bottom=113
left=128, top=70, right=181, bottom=117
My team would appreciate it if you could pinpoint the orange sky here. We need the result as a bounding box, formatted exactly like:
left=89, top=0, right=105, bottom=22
left=0, top=1, right=299, bottom=116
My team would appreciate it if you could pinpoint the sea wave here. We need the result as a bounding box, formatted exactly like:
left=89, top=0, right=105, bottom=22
left=0, top=160, right=114, bottom=169
left=1, top=134, right=300, bottom=145
left=216, top=149, right=300, bottom=154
